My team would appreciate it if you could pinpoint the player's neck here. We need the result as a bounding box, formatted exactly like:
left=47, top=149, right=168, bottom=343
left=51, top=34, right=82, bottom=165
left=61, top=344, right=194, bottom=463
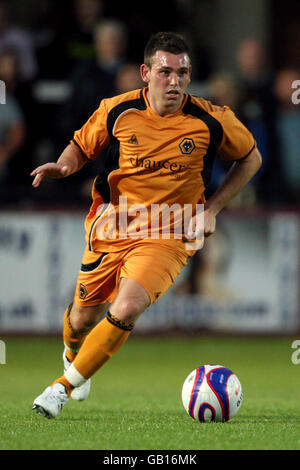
left=145, top=88, right=183, bottom=117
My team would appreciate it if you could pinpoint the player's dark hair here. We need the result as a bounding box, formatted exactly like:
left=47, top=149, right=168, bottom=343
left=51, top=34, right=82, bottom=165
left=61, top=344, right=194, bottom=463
left=144, top=31, right=190, bottom=67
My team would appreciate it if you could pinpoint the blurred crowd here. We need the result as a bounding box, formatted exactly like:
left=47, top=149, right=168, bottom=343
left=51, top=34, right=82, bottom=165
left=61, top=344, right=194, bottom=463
left=0, top=0, right=299, bottom=208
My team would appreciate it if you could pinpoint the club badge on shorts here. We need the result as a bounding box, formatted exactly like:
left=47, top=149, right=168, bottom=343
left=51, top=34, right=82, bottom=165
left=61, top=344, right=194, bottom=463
left=79, top=283, right=87, bottom=300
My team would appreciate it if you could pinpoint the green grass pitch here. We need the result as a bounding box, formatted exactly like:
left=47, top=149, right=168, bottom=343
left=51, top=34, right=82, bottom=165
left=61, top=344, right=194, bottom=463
left=0, top=334, right=300, bottom=450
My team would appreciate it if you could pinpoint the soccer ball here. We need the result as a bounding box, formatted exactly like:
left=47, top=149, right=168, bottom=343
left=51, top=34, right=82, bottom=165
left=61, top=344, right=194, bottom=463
left=181, top=364, right=243, bottom=422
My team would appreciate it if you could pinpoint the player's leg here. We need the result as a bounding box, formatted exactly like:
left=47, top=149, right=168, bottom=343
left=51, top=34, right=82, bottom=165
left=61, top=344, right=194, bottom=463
left=62, top=301, right=109, bottom=401
left=32, top=279, right=148, bottom=419
left=53, top=242, right=188, bottom=397
left=33, top=242, right=190, bottom=418
left=109, top=277, right=151, bottom=323
left=63, top=301, right=109, bottom=362
left=62, top=245, right=113, bottom=365
left=57, top=277, right=150, bottom=395
left=33, top=247, right=117, bottom=417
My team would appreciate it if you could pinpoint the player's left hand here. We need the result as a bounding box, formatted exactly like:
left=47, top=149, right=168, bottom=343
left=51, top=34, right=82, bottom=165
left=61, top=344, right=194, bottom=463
left=30, top=162, right=69, bottom=188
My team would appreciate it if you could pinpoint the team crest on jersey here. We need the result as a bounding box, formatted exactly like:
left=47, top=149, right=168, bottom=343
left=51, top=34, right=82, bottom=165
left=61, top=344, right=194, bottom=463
left=128, top=134, right=138, bottom=145
left=179, top=138, right=195, bottom=155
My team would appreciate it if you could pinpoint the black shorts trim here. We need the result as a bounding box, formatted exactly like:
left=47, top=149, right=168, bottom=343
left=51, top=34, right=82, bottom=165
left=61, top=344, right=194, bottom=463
left=81, top=253, right=107, bottom=272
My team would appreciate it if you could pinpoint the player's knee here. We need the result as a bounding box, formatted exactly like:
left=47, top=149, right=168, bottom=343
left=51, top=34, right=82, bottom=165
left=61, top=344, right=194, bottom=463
left=70, top=306, right=100, bottom=332
left=111, top=299, right=143, bottom=324
left=69, top=314, right=91, bottom=332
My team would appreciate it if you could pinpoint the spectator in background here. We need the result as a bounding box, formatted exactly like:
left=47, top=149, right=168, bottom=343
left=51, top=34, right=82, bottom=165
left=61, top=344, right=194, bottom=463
left=93, top=19, right=128, bottom=76
left=0, top=0, right=37, bottom=81
left=208, top=72, right=242, bottom=112
left=0, top=49, right=25, bottom=194
left=206, top=72, right=257, bottom=207
left=36, top=0, right=104, bottom=80
left=103, top=0, right=182, bottom=64
left=0, top=48, right=37, bottom=194
left=0, top=95, right=25, bottom=187
left=80, top=62, right=145, bottom=201
left=115, top=62, right=145, bottom=95
left=273, top=68, right=300, bottom=205
left=54, top=19, right=129, bottom=202
left=62, top=0, right=104, bottom=73
left=235, top=38, right=280, bottom=205
left=57, top=18, right=128, bottom=147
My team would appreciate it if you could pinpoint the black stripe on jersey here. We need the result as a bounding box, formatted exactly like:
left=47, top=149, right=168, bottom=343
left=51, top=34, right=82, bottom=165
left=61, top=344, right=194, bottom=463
left=81, top=252, right=107, bottom=272
left=88, top=209, right=105, bottom=252
left=94, top=89, right=147, bottom=203
left=106, top=89, right=147, bottom=139
left=94, top=139, right=120, bottom=203
left=182, top=96, right=223, bottom=190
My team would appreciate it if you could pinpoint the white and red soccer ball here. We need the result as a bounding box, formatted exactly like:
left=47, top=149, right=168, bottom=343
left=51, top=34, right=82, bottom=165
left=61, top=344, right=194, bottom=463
left=182, top=365, right=243, bottom=422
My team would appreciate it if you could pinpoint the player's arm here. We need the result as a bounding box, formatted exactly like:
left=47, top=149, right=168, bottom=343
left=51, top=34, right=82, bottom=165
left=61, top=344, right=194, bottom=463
left=204, top=147, right=262, bottom=236
left=31, top=143, right=87, bottom=188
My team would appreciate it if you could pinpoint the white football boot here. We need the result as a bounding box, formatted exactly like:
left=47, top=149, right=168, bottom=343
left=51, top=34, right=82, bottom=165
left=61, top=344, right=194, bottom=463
left=32, top=383, right=68, bottom=419
left=63, top=348, right=91, bottom=401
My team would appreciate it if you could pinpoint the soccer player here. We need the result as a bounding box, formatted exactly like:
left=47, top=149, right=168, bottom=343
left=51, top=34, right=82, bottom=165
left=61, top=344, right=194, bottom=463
left=31, top=32, right=262, bottom=418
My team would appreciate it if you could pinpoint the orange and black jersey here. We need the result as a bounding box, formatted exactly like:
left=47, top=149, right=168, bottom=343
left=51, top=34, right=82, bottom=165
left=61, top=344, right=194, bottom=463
left=71, top=87, right=256, bottom=250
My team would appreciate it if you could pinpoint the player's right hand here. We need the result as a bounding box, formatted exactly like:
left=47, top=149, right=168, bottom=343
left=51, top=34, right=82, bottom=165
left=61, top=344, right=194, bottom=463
left=30, top=163, right=69, bottom=187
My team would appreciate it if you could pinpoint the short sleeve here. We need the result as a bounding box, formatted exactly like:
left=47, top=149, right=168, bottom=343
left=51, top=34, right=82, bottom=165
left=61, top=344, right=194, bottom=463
left=71, top=99, right=111, bottom=160
left=218, top=106, right=256, bottom=161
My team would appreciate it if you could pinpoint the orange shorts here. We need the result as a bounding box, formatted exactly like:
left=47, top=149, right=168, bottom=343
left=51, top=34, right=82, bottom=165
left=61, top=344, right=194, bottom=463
left=74, top=241, right=191, bottom=307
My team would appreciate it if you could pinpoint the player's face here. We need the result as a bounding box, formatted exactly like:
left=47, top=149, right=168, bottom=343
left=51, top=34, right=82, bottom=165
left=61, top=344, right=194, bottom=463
left=140, top=50, right=192, bottom=116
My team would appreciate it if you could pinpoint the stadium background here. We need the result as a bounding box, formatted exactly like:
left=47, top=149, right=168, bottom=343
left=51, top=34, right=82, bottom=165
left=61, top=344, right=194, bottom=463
left=0, top=0, right=300, bottom=336
left=0, top=0, right=300, bottom=333
left=1, top=0, right=300, bottom=452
